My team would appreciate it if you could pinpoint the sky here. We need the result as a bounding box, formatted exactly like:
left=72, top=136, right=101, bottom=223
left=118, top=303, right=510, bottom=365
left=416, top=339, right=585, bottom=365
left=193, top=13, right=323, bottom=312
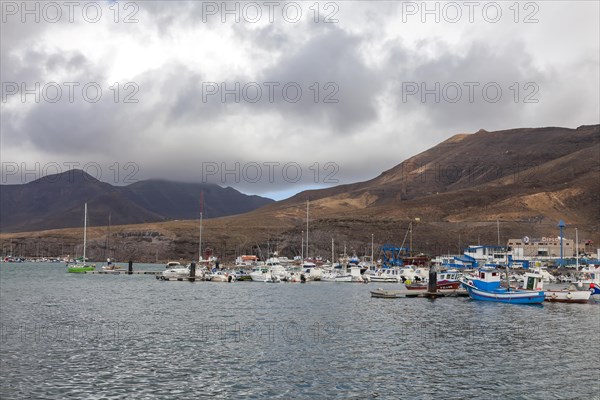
left=1, top=0, right=599, bottom=200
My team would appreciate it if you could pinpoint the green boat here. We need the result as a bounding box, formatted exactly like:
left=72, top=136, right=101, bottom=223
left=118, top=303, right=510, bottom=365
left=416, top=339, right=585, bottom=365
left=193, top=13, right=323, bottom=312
left=67, top=264, right=95, bottom=273
left=67, top=203, right=95, bottom=273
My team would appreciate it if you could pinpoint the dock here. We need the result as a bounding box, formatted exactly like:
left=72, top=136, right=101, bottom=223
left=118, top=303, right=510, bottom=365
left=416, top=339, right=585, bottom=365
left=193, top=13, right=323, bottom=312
left=80, top=270, right=162, bottom=275
left=370, top=288, right=468, bottom=299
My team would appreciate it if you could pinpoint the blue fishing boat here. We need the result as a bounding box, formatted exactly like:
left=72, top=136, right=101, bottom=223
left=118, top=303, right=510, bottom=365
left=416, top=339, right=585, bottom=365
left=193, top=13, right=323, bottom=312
left=460, top=268, right=544, bottom=304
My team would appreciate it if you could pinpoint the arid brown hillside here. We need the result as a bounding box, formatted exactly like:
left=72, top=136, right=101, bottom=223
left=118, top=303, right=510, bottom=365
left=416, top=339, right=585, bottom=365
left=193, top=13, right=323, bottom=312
left=2, top=125, right=598, bottom=262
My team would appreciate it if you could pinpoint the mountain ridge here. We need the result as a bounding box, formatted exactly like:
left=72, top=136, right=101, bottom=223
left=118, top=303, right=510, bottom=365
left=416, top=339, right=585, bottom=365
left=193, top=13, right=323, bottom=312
left=0, top=170, right=274, bottom=233
left=1, top=124, right=598, bottom=260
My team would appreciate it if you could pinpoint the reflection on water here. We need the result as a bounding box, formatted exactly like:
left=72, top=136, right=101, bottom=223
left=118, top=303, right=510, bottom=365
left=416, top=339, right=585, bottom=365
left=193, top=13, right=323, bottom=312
left=1, top=263, right=599, bottom=399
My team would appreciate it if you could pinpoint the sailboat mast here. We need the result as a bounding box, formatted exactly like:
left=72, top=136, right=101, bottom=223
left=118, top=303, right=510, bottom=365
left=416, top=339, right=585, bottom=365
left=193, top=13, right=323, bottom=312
left=497, top=219, right=500, bottom=246
left=83, top=203, right=87, bottom=263
left=301, top=231, right=304, bottom=261
left=575, top=228, right=579, bottom=271
left=371, top=234, right=374, bottom=265
left=331, top=238, right=334, bottom=265
left=105, top=212, right=111, bottom=260
left=409, top=222, right=412, bottom=257
left=306, top=200, right=309, bottom=260
left=199, top=192, right=203, bottom=263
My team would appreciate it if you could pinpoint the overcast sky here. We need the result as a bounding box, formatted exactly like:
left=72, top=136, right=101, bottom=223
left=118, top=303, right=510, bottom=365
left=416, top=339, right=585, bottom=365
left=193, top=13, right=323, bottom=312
left=1, top=1, right=598, bottom=200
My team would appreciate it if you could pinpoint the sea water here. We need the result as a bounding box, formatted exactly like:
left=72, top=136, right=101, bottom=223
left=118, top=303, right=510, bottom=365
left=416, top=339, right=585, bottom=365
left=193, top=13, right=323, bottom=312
left=1, top=262, right=599, bottom=399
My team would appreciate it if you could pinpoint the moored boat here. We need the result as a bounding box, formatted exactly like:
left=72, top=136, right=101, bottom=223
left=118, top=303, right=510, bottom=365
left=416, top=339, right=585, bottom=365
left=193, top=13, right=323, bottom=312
left=517, top=272, right=592, bottom=304
left=249, top=262, right=287, bottom=282
left=366, top=267, right=402, bottom=283
left=544, top=288, right=591, bottom=303
left=234, top=270, right=252, bottom=281
left=208, top=270, right=235, bottom=282
left=67, top=203, right=95, bottom=273
left=161, top=264, right=191, bottom=280
left=407, top=269, right=461, bottom=290
left=321, top=271, right=353, bottom=282
left=460, top=268, right=544, bottom=304
left=589, top=283, right=600, bottom=302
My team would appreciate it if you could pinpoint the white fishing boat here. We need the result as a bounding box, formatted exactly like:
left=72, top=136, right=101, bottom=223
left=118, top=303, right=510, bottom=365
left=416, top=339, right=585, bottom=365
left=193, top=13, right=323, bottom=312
left=523, top=270, right=592, bottom=304
left=544, top=287, right=591, bottom=303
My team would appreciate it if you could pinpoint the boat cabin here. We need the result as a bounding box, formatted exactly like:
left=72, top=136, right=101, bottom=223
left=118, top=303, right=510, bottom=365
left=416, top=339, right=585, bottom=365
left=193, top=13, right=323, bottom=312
left=438, top=270, right=460, bottom=281
left=521, top=272, right=544, bottom=291
left=471, top=269, right=502, bottom=291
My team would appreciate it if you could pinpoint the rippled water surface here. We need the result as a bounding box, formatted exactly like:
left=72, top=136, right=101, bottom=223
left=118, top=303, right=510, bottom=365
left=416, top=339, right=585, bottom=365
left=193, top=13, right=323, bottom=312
left=1, top=263, right=599, bottom=399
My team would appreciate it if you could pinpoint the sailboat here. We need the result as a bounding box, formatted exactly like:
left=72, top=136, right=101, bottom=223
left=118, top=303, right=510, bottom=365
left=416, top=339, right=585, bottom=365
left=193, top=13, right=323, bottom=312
left=67, top=203, right=96, bottom=273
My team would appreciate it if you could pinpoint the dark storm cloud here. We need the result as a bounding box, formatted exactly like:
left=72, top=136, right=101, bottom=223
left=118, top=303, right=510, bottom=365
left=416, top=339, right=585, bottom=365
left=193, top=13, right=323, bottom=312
left=386, top=39, right=548, bottom=133
left=1, top=1, right=598, bottom=199
left=255, top=25, right=383, bottom=134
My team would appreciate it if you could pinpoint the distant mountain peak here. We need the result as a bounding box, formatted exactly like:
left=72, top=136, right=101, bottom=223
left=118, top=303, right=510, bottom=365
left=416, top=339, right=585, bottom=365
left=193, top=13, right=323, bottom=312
left=27, top=168, right=101, bottom=186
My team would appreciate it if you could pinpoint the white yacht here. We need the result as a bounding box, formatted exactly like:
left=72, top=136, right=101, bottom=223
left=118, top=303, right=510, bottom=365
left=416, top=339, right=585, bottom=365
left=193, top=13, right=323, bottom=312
left=321, top=264, right=353, bottom=282
left=321, top=271, right=353, bottom=282
left=249, top=261, right=288, bottom=282
left=161, top=264, right=190, bottom=280
left=368, top=268, right=402, bottom=283
left=160, top=263, right=207, bottom=280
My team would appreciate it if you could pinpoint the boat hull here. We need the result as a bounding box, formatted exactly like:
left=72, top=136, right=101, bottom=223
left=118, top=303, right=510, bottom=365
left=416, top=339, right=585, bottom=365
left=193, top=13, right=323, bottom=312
left=67, top=265, right=95, bottom=273
left=370, top=289, right=402, bottom=298
left=162, top=268, right=191, bottom=279
left=322, top=274, right=353, bottom=282
left=250, top=272, right=268, bottom=282
left=369, top=276, right=400, bottom=283
left=544, top=290, right=591, bottom=303
left=461, top=282, right=544, bottom=304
